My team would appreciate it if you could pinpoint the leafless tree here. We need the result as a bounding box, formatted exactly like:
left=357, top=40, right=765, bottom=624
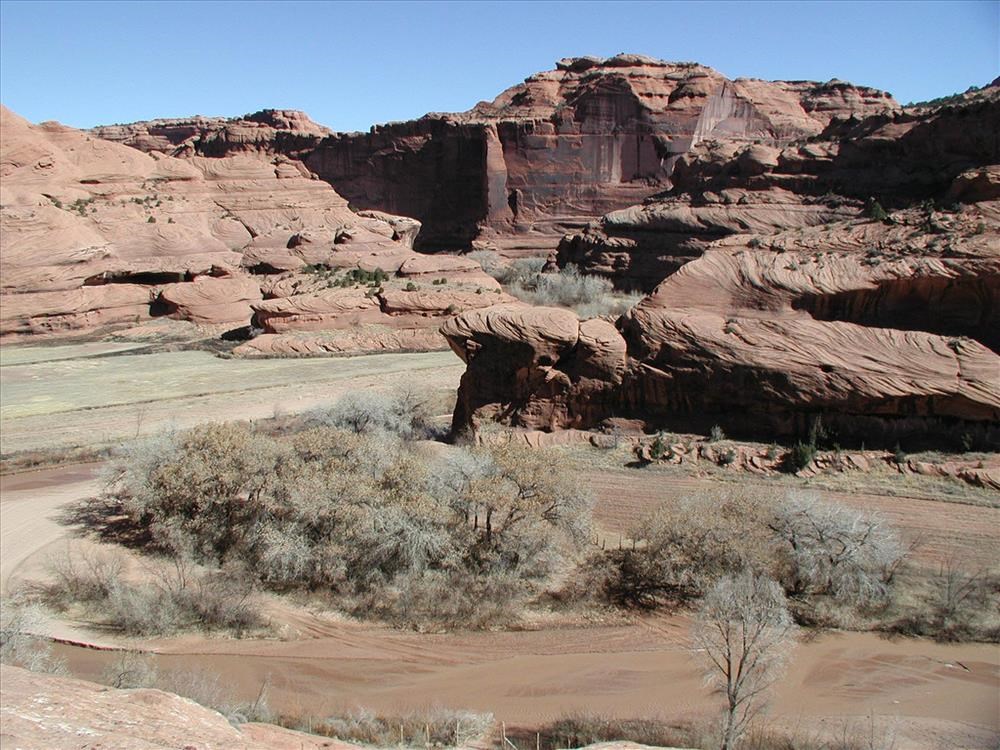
left=693, top=572, right=795, bottom=750
left=770, top=493, right=903, bottom=608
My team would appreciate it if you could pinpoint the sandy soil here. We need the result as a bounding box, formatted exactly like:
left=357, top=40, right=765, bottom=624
left=2, top=344, right=997, bottom=748
left=0, top=464, right=103, bottom=595
left=52, top=622, right=1000, bottom=747
left=3, top=462, right=998, bottom=748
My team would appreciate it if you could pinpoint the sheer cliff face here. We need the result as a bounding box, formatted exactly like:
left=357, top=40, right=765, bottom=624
left=92, top=55, right=898, bottom=250
left=558, top=87, right=1000, bottom=290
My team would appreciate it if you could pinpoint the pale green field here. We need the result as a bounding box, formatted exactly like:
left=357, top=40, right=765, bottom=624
left=0, top=342, right=149, bottom=367
left=0, top=346, right=463, bottom=454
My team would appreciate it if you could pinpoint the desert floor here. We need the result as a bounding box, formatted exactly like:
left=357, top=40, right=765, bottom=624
left=1, top=344, right=997, bottom=749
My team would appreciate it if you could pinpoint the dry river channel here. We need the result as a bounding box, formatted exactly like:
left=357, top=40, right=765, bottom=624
left=1, top=344, right=997, bottom=748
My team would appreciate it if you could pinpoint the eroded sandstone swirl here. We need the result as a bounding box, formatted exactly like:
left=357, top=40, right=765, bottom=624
left=444, top=194, right=1000, bottom=448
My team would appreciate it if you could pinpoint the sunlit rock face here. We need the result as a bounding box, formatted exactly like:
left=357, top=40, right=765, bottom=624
left=1, top=107, right=503, bottom=348
left=92, top=55, right=899, bottom=252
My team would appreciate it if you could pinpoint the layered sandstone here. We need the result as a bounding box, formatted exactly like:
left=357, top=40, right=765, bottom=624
left=93, top=55, right=899, bottom=251
left=559, top=86, right=1000, bottom=289
left=445, top=201, right=1000, bottom=448
left=1, top=106, right=505, bottom=352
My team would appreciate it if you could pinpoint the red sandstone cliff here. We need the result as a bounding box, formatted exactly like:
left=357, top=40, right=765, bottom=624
left=442, top=79, right=1000, bottom=449
left=0, top=107, right=506, bottom=349
left=92, top=55, right=899, bottom=252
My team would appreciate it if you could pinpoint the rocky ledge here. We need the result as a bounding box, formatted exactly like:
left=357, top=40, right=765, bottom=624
left=445, top=198, right=1000, bottom=448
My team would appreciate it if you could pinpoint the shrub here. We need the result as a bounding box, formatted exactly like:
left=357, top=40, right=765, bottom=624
left=496, top=257, right=548, bottom=286
left=593, top=488, right=779, bottom=608
left=883, top=557, right=1000, bottom=642
left=864, top=198, right=889, bottom=222
left=770, top=494, right=903, bottom=608
left=649, top=433, right=667, bottom=460
left=306, top=389, right=432, bottom=439
left=306, top=707, right=493, bottom=747
left=88, top=412, right=594, bottom=629
left=784, top=441, right=817, bottom=472
left=531, top=714, right=695, bottom=750
left=586, top=489, right=905, bottom=617
left=39, top=545, right=265, bottom=636
left=0, top=598, right=67, bottom=674
left=467, top=249, right=505, bottom=278
left=893, top=442, right=907, bottom=464
left=101, top=651, right=159, bottom=689
left=709, top=424, right=726, bottom=442
left=156, top=668, right=273, bottom=724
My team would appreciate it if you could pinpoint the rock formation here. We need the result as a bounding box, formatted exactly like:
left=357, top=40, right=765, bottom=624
left=0, top=664, right=350, bottom=750
left=0, top=106, right=506, bottom=353
left=93, top=55, right=899, bottom=252
left=445, top=196, right=1000, bottom=448
left=438, top=84, right=1000, bottom=447
left=558, top=85, right=1000, bottom=289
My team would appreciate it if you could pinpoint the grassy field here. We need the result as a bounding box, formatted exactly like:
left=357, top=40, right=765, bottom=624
left=0, top=344, right=462, bottom=456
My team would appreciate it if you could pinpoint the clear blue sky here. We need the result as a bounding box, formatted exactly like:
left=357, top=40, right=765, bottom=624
left=1, top=0, right=997, bottom=131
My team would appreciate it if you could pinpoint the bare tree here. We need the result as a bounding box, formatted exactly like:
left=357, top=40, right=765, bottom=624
left=693, top=573, right=795, bottom=750
left=770, top=493, right=903, bottom=608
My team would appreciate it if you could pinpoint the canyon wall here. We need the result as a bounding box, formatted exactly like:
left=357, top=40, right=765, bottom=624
left=443, top=83, right=1000, bottom=447
left=0, top=106, right=506, bottom=351
left=93, top=54, right=899, bottom=252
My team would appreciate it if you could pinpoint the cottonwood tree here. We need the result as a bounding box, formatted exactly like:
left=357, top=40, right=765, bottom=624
left=694, top=572, right=795, bottom=750
left=462, top=442, right=593, bottom=572
left=770, top=493, right=903, bottom=608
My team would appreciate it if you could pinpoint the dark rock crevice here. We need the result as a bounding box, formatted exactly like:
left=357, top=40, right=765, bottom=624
left=791, top=274, right=1000, bottom=351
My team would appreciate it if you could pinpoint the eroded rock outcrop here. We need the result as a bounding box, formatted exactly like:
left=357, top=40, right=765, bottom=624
left=0, top=664, right=349, bottom=750
left=559, top=86, right=1000, bottom=289
left=94, top=55, right=898, bottom=252
left=1, top=106, right=508, bottom=352
left=446, top=205, right=1000, bottom=447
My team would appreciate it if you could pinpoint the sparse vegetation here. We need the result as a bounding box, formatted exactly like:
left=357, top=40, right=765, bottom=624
left=785, top=441, right=817, bottom=472
left=863, top=198, right=890, bottom=223
left=469, top=251, right=641, bottom=318
left=904, top=85, right=981, bottom=109
left=278, top=707, right=494, bottom=747
left=580, top=487, right=905, bottom=625
left=0, top=598, right=67, bottom=675
left=37, top=545, right=264, bottom=636
left=64, top=394, right=593, bottom=630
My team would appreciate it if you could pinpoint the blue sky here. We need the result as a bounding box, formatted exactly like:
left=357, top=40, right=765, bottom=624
left=1, top=1, right=997, bottom=131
